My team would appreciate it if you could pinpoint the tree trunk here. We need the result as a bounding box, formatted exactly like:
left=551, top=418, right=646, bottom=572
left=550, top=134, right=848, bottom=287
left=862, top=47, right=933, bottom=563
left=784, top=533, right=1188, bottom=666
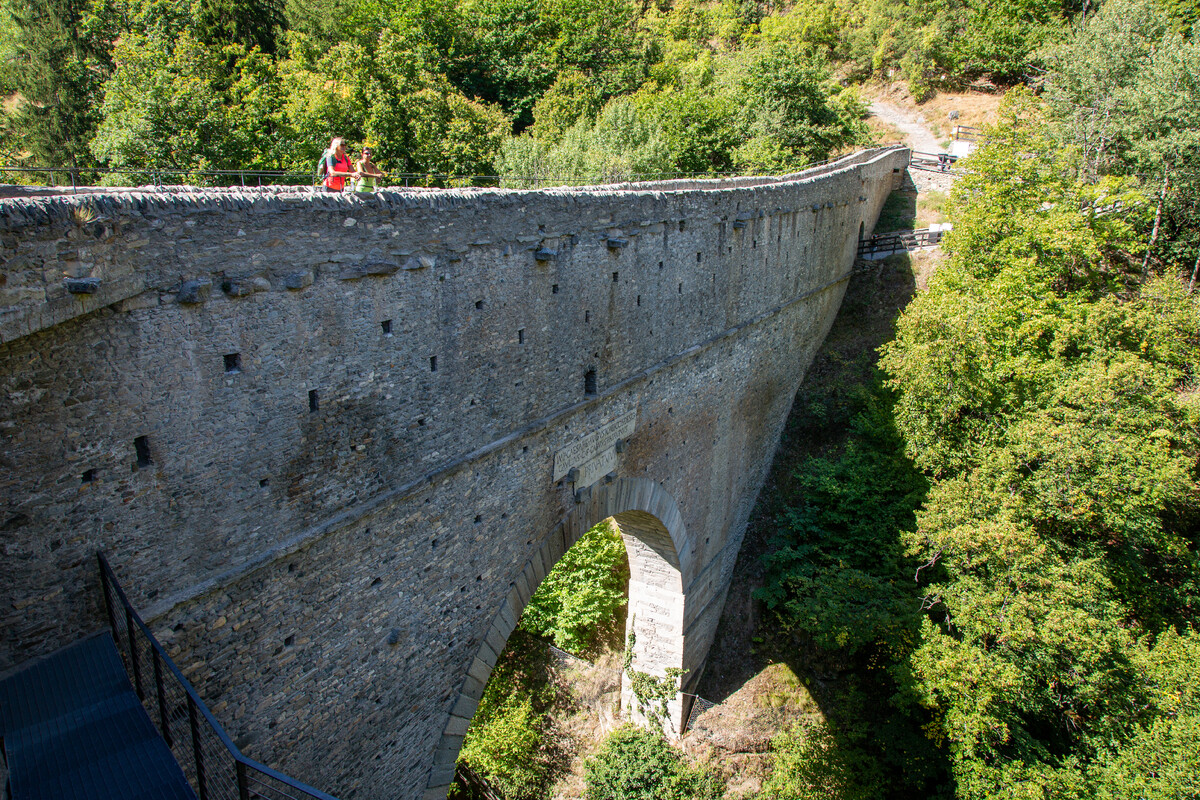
left=1142, top=172, right=1169, bottom=274
left=1189, top=250, right=1200, bottom=294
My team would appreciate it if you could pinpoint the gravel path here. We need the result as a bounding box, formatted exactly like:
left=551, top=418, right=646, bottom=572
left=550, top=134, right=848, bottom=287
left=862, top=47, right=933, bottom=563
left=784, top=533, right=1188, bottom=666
left=869, top=100, right=944, bottom=155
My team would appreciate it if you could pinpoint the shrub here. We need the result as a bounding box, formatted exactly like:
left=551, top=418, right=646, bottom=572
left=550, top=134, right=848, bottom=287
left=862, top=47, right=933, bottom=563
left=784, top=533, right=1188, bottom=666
left=583, top=725, right=721, bottom=800
left=456, top=629, right=555, bottom=799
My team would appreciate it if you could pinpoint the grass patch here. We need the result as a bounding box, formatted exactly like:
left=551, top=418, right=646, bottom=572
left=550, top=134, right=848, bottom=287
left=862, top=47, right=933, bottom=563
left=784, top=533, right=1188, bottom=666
left=872, top=190, right=917, bottom=234
left=916, top=189, right=948, bottom=227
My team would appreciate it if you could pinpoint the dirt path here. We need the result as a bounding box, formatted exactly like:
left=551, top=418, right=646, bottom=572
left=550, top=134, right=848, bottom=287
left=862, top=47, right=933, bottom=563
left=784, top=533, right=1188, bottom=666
left=868, top=100, right=944, bottom=155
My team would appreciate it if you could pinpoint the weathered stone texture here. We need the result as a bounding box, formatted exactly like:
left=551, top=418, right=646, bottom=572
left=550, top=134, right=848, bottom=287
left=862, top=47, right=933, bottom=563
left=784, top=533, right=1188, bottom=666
left=0, top=147, right=908, bottom=799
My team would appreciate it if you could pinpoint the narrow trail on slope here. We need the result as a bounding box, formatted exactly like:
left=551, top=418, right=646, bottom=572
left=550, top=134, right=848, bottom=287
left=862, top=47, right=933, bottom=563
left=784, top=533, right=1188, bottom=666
left=869, top=100, right=944, bottom=154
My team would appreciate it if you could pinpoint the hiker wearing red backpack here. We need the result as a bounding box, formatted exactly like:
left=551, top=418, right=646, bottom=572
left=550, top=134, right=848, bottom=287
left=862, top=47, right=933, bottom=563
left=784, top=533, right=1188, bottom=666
left=321, top=137, right=359, bottom=192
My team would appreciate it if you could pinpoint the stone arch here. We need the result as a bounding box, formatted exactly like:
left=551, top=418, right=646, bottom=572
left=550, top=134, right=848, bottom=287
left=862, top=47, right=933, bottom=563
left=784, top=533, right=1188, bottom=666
left=422, top=477, right=689, bottom=798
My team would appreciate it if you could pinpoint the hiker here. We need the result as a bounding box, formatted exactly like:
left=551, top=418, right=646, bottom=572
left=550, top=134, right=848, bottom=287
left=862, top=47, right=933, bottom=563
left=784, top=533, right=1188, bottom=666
left=322, top=137, right=358, bottom=192
left=354, top=147, right=387, bottom=192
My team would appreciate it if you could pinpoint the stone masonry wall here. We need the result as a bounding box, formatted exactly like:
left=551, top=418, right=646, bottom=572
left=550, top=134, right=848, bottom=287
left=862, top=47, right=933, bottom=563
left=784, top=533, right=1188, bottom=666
left=0, top=147, right=908, bottom=799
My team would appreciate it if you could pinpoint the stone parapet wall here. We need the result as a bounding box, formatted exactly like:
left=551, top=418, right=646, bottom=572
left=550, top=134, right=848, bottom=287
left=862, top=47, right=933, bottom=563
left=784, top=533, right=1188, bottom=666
left=0, top=147, right=908, bottom=799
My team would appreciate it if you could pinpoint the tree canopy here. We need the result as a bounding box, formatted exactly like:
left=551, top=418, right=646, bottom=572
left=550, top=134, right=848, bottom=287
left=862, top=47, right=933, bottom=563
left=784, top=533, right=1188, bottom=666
left=2, top=0, right=1089, bottom=179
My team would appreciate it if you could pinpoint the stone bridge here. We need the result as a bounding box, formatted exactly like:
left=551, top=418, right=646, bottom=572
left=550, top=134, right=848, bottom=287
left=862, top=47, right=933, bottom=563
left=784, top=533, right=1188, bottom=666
left=0, top=146, right=908, bottom=799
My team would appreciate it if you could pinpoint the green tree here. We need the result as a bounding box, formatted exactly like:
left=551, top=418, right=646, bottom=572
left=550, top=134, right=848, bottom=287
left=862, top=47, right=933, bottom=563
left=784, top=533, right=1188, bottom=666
left=520, top=519, right=628, bottom=653
left=1092, top=629, right=1200, bottom=799
left=1, top=0, right=110, bottom=170
left=755, top=378, right=948, bottom=799
left=90, top=33, right=284, bottom=175
left=456, top=0, right=650, bottom=129
left=757, top=380, right=927, bottom=658
left=277, top=30, right=509, bottom=177
left=954, top=0, right=1065, bottom=81
left=735, top=40, right=867, bottom=172
left=500, top=94, right=673, bottom=183
left=1044, top=0, right=1200, bottom=273
left=835, top=0, right=1071, bottom=89
left=529, top=70, right=603, bottom=142
left=880, top=90, right=1200, bottom=799
left=762, top=719, right=886, bottom=800
left=193, top=0, right=285, bottom=53
left=635, top=87, right=738, bottom=174
left=456, top=629, right=556, bottom=800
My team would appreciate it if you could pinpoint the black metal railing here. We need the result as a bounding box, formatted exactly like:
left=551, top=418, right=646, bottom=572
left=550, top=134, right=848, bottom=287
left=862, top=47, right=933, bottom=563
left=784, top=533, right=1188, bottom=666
left=954, top=124, right=985, bottom=143
left=858, top=227, right=949, bottom=258
left=909, top=151, right=962, bottom=173
left=98, top=552, right=340, bottom=800
left=454, top=763, right=505, bottom=800
left=0, top=153, right=864, bottom=193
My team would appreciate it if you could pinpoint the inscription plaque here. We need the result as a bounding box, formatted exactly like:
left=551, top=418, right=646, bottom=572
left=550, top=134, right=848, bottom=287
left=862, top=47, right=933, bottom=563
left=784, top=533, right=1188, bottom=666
left=571, top=448, right=618, bottom=489
left=553, top=410, right=636, bottom=481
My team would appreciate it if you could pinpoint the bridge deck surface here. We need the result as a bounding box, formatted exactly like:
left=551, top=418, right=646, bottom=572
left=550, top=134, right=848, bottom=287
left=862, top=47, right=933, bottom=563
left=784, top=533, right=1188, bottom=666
left=0, top=632, right=196, bottom=800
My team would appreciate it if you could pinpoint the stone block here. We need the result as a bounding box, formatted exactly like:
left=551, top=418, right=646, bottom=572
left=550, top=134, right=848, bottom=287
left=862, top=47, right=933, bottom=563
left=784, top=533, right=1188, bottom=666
left=495, top=600, right=517, bottom=636
left=461, top=673, right=485, bottom=699
left=450, top=692, right=480, bottom=720
left=177, top=279, right=212, bottom=304
left=64, top=277, right=100, bottom=294
left=281, top=271, right=313, bottom=290
left=427, top=764, right=456, bottom=788
left=476, top=639, right=499, bottom=670
left=364, top=262, right=400, bottom=276
left=484, top=623, right=506, bottom=657
left=434, top=735, right=463, bottom=764
left=221, top=277, right=264, bottom=298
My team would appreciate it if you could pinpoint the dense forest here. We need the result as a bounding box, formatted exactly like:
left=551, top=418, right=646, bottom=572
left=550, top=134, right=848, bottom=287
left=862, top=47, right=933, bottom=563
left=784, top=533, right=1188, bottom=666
left=7, top=0, right=1200, bottom=797
left=758, top=2, right=1200, bottom=798
left=9, top=0, right=1192, bottom=182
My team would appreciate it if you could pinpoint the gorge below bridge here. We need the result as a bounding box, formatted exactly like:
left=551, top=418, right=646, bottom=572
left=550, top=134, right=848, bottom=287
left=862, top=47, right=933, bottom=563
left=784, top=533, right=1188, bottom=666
left=0, top=146, right=908, bottom=799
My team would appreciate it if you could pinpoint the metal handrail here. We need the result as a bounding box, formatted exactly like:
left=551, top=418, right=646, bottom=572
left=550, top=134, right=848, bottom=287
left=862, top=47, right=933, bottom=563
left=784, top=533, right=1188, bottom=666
left=454, top=763, right=505, bottom=800
left=909, top=151, right=963, bottom=174
left=0, top=153, right=863, bottom=192
left=954, top=124, right=985, bottom=142
left=98, top=552, right=340, bottom=800
left=858, top=227, right=949, bottom=257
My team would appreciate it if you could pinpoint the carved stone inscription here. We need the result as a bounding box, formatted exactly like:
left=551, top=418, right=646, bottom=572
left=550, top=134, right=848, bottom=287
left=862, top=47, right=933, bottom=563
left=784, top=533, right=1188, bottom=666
left=552, top=410, right=636, bottom=481
left=572, top=448, right=619, bottom=489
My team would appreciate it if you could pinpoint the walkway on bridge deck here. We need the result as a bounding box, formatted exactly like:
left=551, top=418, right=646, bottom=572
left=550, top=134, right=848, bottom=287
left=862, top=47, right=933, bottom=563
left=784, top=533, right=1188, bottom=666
left=0, top=632, right=197, bottom=800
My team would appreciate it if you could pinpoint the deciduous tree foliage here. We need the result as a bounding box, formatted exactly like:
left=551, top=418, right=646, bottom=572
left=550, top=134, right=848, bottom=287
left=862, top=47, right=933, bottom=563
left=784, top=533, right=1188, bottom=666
left=91, top=33, right=283, bottom=173
left=520, top=519, right=629, bottom=654
left=880, top=90, right=1200, bottom=799
left=456, top=629, right=556, bottom=800
left=1044, top=0, right=1200, bottom=274
left=755, top=79, right=1200, bottom=800
left=3, top=0, right=896, bottom=179
left=755, top=379, right=948, bottom=800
